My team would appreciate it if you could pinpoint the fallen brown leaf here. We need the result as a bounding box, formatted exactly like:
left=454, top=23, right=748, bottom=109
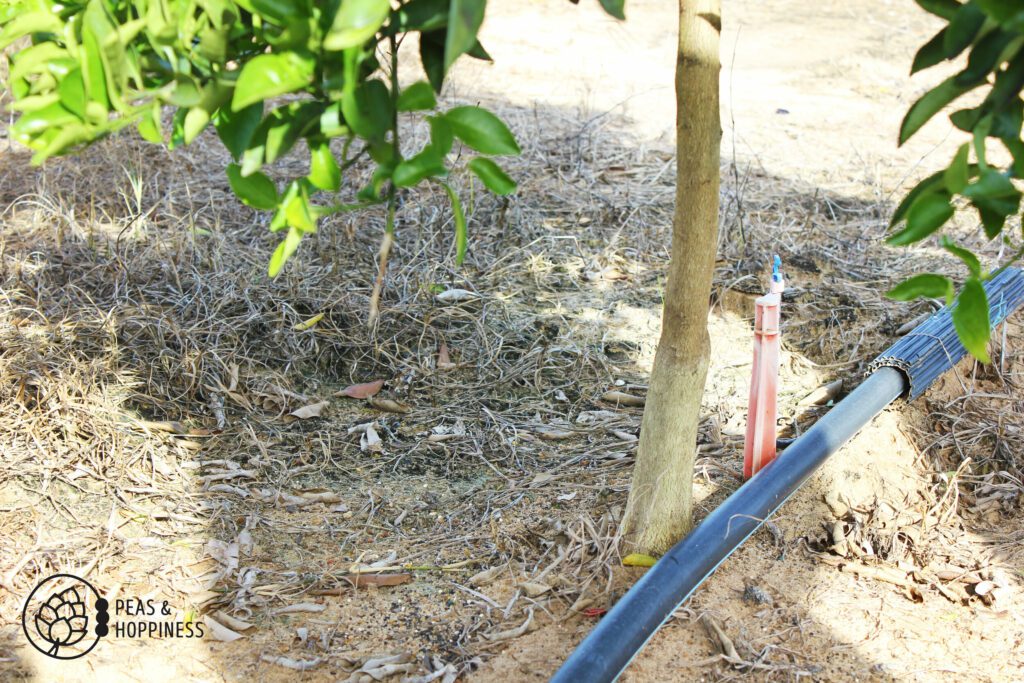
left=368, top=397, right=411, bottom=414
left=212, top=611, right=254, bottom=631
left=436, top=288, right=479, bottom=302
left=343, top=572, right=412, bottom=588
left=204, top=615, right=246, bottom=642
left=601, top=390, right=645, bottom=407
left=360, top=424, right=383, bottom=453
left=260, top=655, right=322, bottom=671
left=469, top=566, right=503, bottom=587
left=139, top=420, right=187, bottom=434
left=536, top=428, right=575, bottom=440
left=519, top=581, right=551, bottom=597
left=271, top=602, right=326, bottom=615
left=798, top=379, right=843, bottom=406
left=289, top=401, right=329, bottom=419
left=314, top=573, right=413, bottom=594
left=438, top=342, right=454, bottom=369
left=336, top=379, right=385, bottom=399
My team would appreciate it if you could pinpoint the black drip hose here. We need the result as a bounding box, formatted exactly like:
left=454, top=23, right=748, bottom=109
left=551, top=368, right=906, bottom=683
left=552, top=267, right=1024, bottom=683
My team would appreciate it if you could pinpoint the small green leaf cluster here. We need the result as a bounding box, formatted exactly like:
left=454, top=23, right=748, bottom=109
left=0, top=0, right=535, bottom=275
left=891, top=0, right=1024, bottom=361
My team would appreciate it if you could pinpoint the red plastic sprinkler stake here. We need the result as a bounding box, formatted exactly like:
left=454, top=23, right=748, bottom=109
left=743, top=256, right=784, bottom=479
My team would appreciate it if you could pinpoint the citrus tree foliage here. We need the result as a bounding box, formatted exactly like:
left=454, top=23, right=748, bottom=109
left=892, top=0, right=1024, bottom=361
left=0, top=0, right=577, bottom=275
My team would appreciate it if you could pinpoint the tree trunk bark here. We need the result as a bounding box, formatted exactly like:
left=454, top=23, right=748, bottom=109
left=620, top=0, right=721, bottom=555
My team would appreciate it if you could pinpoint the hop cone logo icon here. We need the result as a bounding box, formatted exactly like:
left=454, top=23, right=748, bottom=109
left=34, top=587, right=89, bottom=656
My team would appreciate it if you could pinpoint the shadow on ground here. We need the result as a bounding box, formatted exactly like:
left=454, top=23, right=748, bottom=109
left=0, top=92, right=1020, bottom=683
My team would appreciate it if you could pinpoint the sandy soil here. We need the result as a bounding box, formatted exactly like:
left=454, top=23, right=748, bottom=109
left=1, top=1, right=1022, bottom=682
left=468, top=3, right=1024, bottom=681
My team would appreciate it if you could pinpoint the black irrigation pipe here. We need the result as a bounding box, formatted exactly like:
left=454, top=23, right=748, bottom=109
left=552, top=267, right=1024, bottom=683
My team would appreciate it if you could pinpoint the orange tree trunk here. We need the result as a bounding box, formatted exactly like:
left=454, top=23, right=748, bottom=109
left=620, top=0, right=721, bottom=554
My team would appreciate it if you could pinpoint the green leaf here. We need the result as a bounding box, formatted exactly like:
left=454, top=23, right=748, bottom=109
left=899, top=76, right=978, bottom=145
left=986, top=48, right=1024, bottom=106
left=952, top=278, right=991, bottom=363
left=215, top=102, right=263, bottom=160
left=138, top=103, right=163, bottom=144
left=940, top=236, right=983, bottom=278
left=250, top=0, right=303, bottom=23
left=27, top=123, right=92, bottom=164
left=319, top=104, right=349, bottom=138
left=916, top=0, right=961, bottom=20
left=165, top=75, right=202, bottom=108
left=358, top=163, right=395, bottom=201
left=242, top=102, right=322, bottom=173
left=420, top=30, right=446, bottom=92
left=962, top=170, right=1019, bottom=200
left=950, top=106, right=983, bottom=131
left=468, top=157, right=517, bottom=195
left=264, top=17, right=313, bottom=51
left=270, top=181, right=300, bottom=231
left=397, top=81, right=437, bottom=112
left=977, top=0, right=1024, bottom=22
left=10, top=43, right=66, bottom=83
left=11, top=102, right=77, bottom=140
left=80, top=29, right=110, bottom=112
left=597, top=0, right=626, bottom=20
left=268, top=227, right=303, bottom=277
left=324, top=0, right=390, bottom=50
left=466, top=39, right=492, bottom=61
left=956, top=29, right=1014, bottom=86
left=184, top=107, right=211, bottom=145
left=9, top=94, right=61, bottom=115
left=342, top=78, right=391, bottom=139
left=429, top=116, right=454, bottom=156
left=393, top=149, right=447, bottom=187
left=197, top=23, right=229, bottom=62
left=443, top=106, right=520, bottom=155
left=991, top=97, right=1024, bottom=139
left=0, top=11, right=62, bottom=50
left=367, top=140, right=397, bottom=166
left=392, top=0, right=449, bottom=32
left=57, top=69, right=87, bottom=119
left=970, top=189, right=1021, bottom=238
left=943, top=3, right=985, bottom=59
left=445, top=0, right=487, bottom=71
left=227, top=164, right=278, bottom=210
left=283, top=182, right=317, bottom=232
left=182, top=82, right=231, bottom=145
left=169, top=108, right=187, bottom=150
left=270, top=206, right=288, bottom=232
left=309, top=142, right=341, bottom=191
left=912, top=29, right=947, bottom=74
left=974, top=198, right=1011, bottom=237
left=1005, top=137, right=1024, bottom=177
left=886, top=273, right=954, bottom=301
left=945, top=143, right=970, bottom=194
left=441, top=182, right=468, bottom=266
left=887, top=191, right=953, bottom=245
left=232, top=52, right=315, bottom=111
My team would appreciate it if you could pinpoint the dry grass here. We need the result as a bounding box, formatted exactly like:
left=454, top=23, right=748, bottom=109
left=0, top=91, right=1021, bottom=681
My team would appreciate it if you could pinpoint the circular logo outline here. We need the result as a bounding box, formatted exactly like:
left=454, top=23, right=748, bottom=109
left=22, top=573, right=105, bottom=660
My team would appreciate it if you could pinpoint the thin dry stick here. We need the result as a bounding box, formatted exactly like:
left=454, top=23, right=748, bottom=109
left=367, top=227, right=394, bottom=327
